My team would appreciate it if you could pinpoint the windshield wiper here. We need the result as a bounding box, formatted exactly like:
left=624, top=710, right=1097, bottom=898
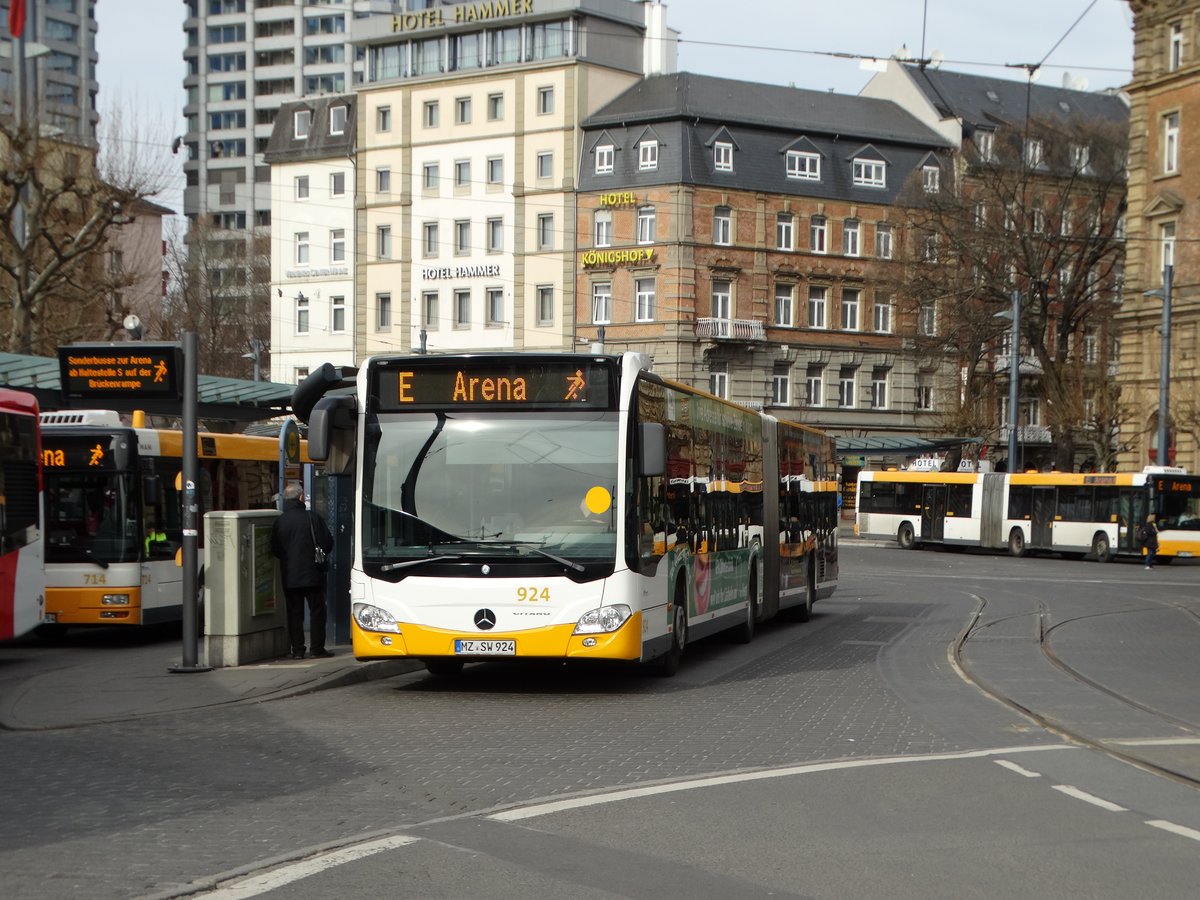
left=50, top=546, right=110, bottom=569
left=443, top=539, right=586, bottom=573
left=525, top=546, right=585, bottom=573
left=380, top=551, right=462, bottom=573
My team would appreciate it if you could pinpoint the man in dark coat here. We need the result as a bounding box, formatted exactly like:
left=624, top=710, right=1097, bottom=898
left=270, top=482, right=335, bottom=659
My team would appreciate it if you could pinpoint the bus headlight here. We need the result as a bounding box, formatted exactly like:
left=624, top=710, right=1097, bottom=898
left=573, top=604, right=632, bottom=635
left=101, top=594, right=130, bottom=605
left=353, top=602, right=401, bottom=634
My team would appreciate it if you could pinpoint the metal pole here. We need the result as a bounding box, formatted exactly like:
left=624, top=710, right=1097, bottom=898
left=170, top=331, right=211, bottom=673
left=1158, top=265, right=1173, bottom=466
left=1007, top=289, right=1020, bottom=470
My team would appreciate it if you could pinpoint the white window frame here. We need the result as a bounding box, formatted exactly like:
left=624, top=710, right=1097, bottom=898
left=1024, top=137, right=1044, bottom=168
left=772, top=372, right=790, bottom=406
left=329, top=105, right=346, bottom=136
left=844, top=219, right=860, bottom=257
left=486, top=155, right=504, bottom=186
left=915, top=382, right=933, bottom=411
left=639, top=139, right=658, bottom=171
left=294, top=109, right=311, bottom=139
left=595, top=144, right=614, bottom=175
left=1170, top=20, right=1183, bottom=71
left=330, top=228, right=345, bottom=262
left=714, top=141, right=733, bottom=171
left=455, top=96, right=471, bottom=125
left=1164, top=112, right=1180, bottom=174
left=487, top=92, right=504, bottom=120
left=486, top=287, right=504, bottom=327
left=637, top=206, right=656, bottom=245
left=786, top=150, right=820, bottom=180
left=422, top=162, right=439, bottom=191
left=873, top=294, right=892, bottom=334
left=331, top=295, right=346, bottom=333
left=454, top=288, right=471, bottom=328
left=711, top=279, right=732, bottom=321
left=976, top=130, right=994, bottom=162
left=295, top=231, right=309, bottom=265
left=454, top=219, right=471, bottom=256
left=635, top=277, right=656, bottom=322
left=295, top=293, right=309, bottom=335
left=376, top=167, right=390, bottom=194
left=1161, top=221, right=1176, bottom=276
left=810, top=216, right=827, bottom=254
left=537, top=86, right=554, bottom=115
left=713, top=207, right=732, bottom=246
left=537, top=213, right=554, bottom=250
left=841, top=289, right=860, bottom=331
left=806, top=371, right=823, bottom=408
left=422, top=291, right=439, bottom=330
left=536, top=285, right=554, bottom=326
left=808, top=286, right=827, bottom=329
left=852, top=158, right=886, bottom=187
left=295, top=175, right=309, bottom=200
left=838, top=368, right=857, bottom=409
left=536, top=151, right=553, bottom=180
left=330, top=171, right=345, bottom=196
left=422, top=221, right=438, bottom=258
left=454, top=159, right=471, bottom=187
left=919, top=300, right=937, bottom=336
left=776, top=213, right=794, bottom=251
left=594, top=210, right=612, bottom=248
left=376, top=292, right=391, bottom=330
left=709, top=367, right=728, bottom=399
left=592, top=282, right=612, bottom=324
left=774, top=284, right=794, bottom=327
left=922, top=165, right=940, bottom=193
left=875, top=224, right=892, bottom=259
left=376, top=225, right=391, bottom=260
left=423, top=100, right=439, bottom=128
left=871, top=369, right=889, bottom=410
left=376, top=105, right=391, bottom=132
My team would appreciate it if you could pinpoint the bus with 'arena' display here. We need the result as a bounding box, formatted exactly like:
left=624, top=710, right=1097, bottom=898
left=297, top=352, right=839, bottom=676
left=0, top=388, right=44, bottom=640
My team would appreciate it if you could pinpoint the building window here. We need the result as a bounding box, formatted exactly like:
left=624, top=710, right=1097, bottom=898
left=536, top=151, right=553, bottom=180
left=714, top=141, right=733, bottom=172
left=595, top=144, right=614, bottom=174
left=976, top=130, right=994, bottom=162
left=1170, top=20, right=1184, bottom=71
left=592, top=282, right=612, bottom=324
left=919, top=300, right=937, bottom=336
left=875, top=223, right=892, bottom=259
left=487, top=217, right=504, bottom=253
left=376, top=105, right=391, bottom=132
left=331, top=228, right=345, bottom=262
left=713, top=206, right=732, bottom=245
left=454, top=159, right=471, bottom=187
left=786, top=150, right=820, bottom=180
left=922, top=165, right=940, bottom=193
left=376, top=167, right=391, bottom=194
left=923, top=234, right=939, bottom=263
left=709, top=366, right=728, bottom=399
left=376, top=292, right=391, bottom=330
left=637, top=206, right=656, bottom=244
left=454, top=289, right=471, bottom=328
left=295, top=231, right=309, bottom=264
left=422, top=291, right=439, bottom=330
left=1024, top=138, right=1044, bottom=168
left=873, top=293, right=892, bottom=333
left=810, top=216, right=827, bottom=253
left=330, top=171, right=344, bottom=196
left=296, top=293, right=309, bottom=335
left=454, top=219, right=471, bottom=256
left=808, top=286, right=827, bottom=329
left=852, top=158, right=885, bottom=187
left=423, top=162, right=439, bottom=190
left=772, top=369, right=790, bottom=406
left=1163, top=112, right=1180, bottom=174
left=537, top=213, right=554, bottom=250
left=639, top=139, right=658, bottom=170
left=537, top=285, right=554, bottom=326
left=488, top=92, right=504, bottom=120
left=538, top=86, right=554, bottom=115
left=915, top=380, right=933, bottom=411
left=294, top=109, right=310, bottom=139
left=635, top=277, right=656, bottom=322
left=455, top=96, right=471, bottom=124
left=376, top=226, right=391, bottom=260
left=844, top=219, right=860, bottom=257
left=330, top=105, right=347, bottom=136
left=1083, top=332, right=1098, bottom=364
left=486, top=156, right=504, bottom=185
left=1070, top=143, right=1090, bottom=171
left=871, top=367, right=889, bottom=409
left=295, top=176, right=309, bottom=200
left=423, top=221, right=439, bottom=257
left=594, top=210, right=612, bottom=247
left=1161, top=221, right=1176, bottom=276
left=711, top=279, right=732, bottom=320
left=841, top=289, right=860, bottom=331
left=776, top=213, right=794, bottom=251
left=838, top=367, right=857, bottom=409
left=486, top=287, right=504, bottom=326
left=423, top=100, right=439, bottom=128
left=806, top=367, right=823, bottom=408
left=331, top=296, right=346, bottom=333
left=774, top=284, right=794, bottom=326
left=1032, top=207, right=1046, bottom=234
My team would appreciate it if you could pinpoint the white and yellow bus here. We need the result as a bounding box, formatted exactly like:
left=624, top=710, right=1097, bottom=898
left=0, top=388, right=44, bottom=640
left=855, top=467, right=1200, bottom=562
left=300, top=352, right=839, bottom=676
left=39, top=411, right=301, bottom=627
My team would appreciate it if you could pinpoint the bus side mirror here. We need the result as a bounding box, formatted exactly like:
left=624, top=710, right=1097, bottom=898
left=639, top=423, right=665, bottom=478
left=142, top=473, right=162, bottom=503
left=308, top=395, right=357, bottom=462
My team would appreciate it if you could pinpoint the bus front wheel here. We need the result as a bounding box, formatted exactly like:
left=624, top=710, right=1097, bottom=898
left=655, top=583, right=688, bottom=677
left=1008, top=528, right=1026, bottom=558
left=897, top=522, right=916, bottom=550
left=1092, top=533, right=1113, bottom=563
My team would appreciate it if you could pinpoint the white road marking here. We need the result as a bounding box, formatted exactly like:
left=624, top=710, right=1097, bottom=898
left=1145, top=820, right=1200, bottom=843
left=1111, top=737, right=1200, bottom=747
left=194, top=835, right=418, bottom=899
left=1051, top=785, right=1128, bottom=812
left=994, top=759, right=1041, bottom=778
left=489, top=745, right=1074, bottom=822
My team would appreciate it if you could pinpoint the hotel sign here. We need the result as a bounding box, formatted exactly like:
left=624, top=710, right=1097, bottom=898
left=392, top=0, right=534, bottom=32
left=598, top=191, right=639, bottom=208
left=422, top=263, right=502, bottom=280
left=580, top=248, right=656, bottom=268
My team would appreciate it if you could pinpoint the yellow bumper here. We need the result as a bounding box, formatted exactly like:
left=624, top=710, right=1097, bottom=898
left=45, top=586, right=142, bottom=625
left=352, top=611, right=643, bottom=662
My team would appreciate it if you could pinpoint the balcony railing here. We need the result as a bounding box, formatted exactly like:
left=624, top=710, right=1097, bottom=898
left=694, top=318, right=765, bottom=341
left=999, top=425, right=1052, bottom=443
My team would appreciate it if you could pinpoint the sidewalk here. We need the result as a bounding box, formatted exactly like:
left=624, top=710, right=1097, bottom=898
left=0, top=643, right=423, bottom=731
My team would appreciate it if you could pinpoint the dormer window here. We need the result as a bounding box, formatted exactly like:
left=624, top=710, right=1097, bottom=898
left=1024, top=138, right=1044, bottom=168
left=976, top=130, right=994, bottom=162
left=595, top=143, right=614, bottom=175
left=786, top=150, right=820, bottom=180
left=922, top=165, right=940, bottom=193
left=294, top=109, right=311, bottom=139
left=1070, top=143, right=1090, bottom=171
left=714, top=141, right=733, bottom=172
left=852, top=158, right=885, bottom=187
left=638, top=139, right=658, bottom=171
left=329, top=105, right=346, bottom=136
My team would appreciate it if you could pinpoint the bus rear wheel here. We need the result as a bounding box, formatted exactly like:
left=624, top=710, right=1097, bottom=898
left=1008, top=528, right=1026, bottom=558
left=731, top=568, right=757, bottom=644
left=1092, top=533, right=1113, bottom=563
left=897, top=522, right=916, bottom=550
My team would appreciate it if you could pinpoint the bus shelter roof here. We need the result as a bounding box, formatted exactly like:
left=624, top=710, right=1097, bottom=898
left=0, top=351, right=295, bottom=424
left=835, top=436, right=980, bottom=455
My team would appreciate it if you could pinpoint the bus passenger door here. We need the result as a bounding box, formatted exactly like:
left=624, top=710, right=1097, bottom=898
left=1031, top=488, right=1054, bottom=548
left=1118, top=489, right=1148, bottom=554
left=922, top=485, right=946, bottom=542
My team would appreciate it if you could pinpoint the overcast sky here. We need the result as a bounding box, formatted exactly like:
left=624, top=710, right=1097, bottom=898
left=94, top=0, right=1136, bottom=215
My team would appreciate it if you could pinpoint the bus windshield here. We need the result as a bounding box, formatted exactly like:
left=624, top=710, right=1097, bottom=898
left=44, top=471, right=140, bottom=565
left=362, top=411, right=620, bottom=566
left=1158, top=475, right=1200, bottom=530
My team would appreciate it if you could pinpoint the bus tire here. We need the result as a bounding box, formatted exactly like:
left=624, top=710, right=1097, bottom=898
left=1092, top=533, right=1113, bottom=563
left=655, top=581, right=688, bottom=677
left=1008, top=528, right=1026, bottom=558
left=897, top=522, right=916, bottom=550
left=731, top=567, right=757, bottom=644
left=425, top=659, right=464, bottom=677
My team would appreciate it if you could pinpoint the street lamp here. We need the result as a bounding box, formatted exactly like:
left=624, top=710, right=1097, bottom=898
left=1143, top=264, right=1174, bottom=466
left=242, top=337, right=264, bottom=382
left=995, top=289, right=1021, bottom=471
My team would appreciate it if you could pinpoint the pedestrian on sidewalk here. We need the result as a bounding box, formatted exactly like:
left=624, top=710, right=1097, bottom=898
left=1138, top=513, right=1160, bottom=570
left=270, top=482, right=335, bottom=659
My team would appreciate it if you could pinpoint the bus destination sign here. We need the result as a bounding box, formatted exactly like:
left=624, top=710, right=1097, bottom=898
left=372, top=358, right=615, bottom=412
left=41, top=434, right=130, bottom=470
left=1155, top=476, right=1196, bottom=494
left=58, top=343, right=183, bottom=400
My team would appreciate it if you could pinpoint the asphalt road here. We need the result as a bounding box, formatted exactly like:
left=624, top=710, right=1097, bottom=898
left=3, top=544, right=1199, bottom=899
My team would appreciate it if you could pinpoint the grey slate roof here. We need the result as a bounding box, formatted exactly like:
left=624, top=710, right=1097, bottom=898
left=903, top=64, right=1129, bottom=132
left=585, top=72, right=951, bottom=149
left=263, top=94, right=356, bottom=165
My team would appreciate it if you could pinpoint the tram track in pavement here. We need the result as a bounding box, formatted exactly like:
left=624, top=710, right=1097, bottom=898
left=951, top=592, right=1200, bottom=790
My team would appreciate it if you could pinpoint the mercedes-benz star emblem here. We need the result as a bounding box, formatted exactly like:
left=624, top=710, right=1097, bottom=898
left=474, top=609, right=496, bottom=630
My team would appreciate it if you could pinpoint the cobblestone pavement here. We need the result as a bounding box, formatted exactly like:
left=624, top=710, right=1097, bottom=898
left=3, top=545, right=1195, bottom=899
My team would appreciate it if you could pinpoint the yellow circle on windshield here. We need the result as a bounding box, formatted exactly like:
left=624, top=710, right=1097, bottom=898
left=585, top=486, right=612, bottom=515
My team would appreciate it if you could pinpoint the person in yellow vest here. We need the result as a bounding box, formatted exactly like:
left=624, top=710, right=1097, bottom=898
left=145, top=519, right=169, bottom=557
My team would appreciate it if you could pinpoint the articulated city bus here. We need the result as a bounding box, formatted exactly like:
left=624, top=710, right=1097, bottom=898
left=856, top=467, right=1200, bottom=561
left=0, top=389, right=44, bottom=640
left=39, top=411, right=301, bottom=627
left=300, top=352, right=838, bottom=676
